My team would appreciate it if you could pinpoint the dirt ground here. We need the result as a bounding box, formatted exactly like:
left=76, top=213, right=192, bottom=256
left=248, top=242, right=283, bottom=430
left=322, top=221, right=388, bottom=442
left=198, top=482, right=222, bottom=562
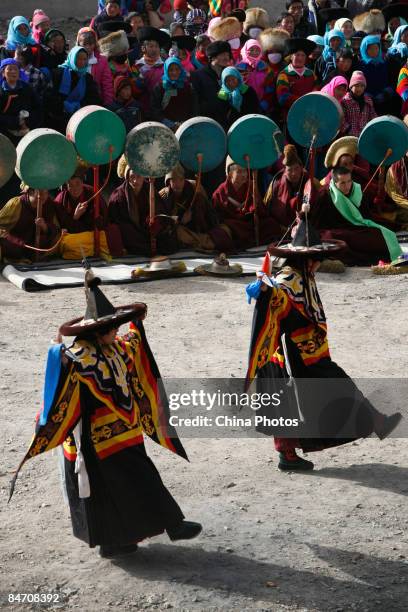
left=1, top=266, right=408, bottom=612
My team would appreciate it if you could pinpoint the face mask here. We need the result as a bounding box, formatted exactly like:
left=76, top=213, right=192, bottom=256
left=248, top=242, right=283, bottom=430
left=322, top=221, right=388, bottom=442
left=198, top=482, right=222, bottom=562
left=229, top=37, right=241, bottom=50
left=268, top=52, right=282, bottom=64
left=248, top=27, right=262, bottom=39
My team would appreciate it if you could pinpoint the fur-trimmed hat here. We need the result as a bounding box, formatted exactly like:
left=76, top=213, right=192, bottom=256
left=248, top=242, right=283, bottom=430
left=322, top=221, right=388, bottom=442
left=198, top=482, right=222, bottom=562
left=324, top=136, right=358, bottom=168
left=259, top=27, right=290, bottom=53
left=282, top=144, right=302, bottom=167
left=99, top=30, right=129, bottom=58
left=165, top=162, right=185, bottom=185
left=352, top=9, right=386, bottom=34
left=243, top=8, right=269, bottom=35
left=210, top=17, right=241, bottom=42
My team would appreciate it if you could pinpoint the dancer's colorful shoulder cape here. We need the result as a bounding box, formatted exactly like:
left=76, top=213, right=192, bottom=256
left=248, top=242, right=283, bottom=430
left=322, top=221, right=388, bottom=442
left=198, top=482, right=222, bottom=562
left=245, top=268, right=329, bottom=389
left=9, top=320, right=187, bottom=501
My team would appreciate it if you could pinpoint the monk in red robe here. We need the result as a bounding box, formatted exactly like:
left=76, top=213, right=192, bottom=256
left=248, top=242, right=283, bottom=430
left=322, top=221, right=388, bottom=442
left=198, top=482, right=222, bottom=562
left=313, top=167, right=402, bottom=265
left=0, top=185, right=59, bottom=261
left=55, top=166, right=108, bottom=234
left=321, top=136, right=397, bottom=228
left=108, top=155, right=178, bottom=256
left=264, top=144, right=321, bottom=232
left=159, top=163, right=232, bottom=252
left=54, top=166, right=123, bottom=259
left=212, top=157, right=281, bottom=250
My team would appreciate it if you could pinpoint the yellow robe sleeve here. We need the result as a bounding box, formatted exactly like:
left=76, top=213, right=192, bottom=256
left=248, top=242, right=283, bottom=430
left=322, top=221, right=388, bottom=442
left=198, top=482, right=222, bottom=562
left=0, top=197, right=22, bottom=239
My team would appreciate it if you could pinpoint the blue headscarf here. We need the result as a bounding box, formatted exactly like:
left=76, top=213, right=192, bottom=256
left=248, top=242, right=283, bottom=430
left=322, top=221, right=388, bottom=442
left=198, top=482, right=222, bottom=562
left=0, top=58, right=28, bottom=90
left=6, top=16, right=36, bottom=51
left=59, top=46, right=89, bottom=75
left=58, top=47, right=88, bottom=114
left=162, top=57, right=187, bottom=90
left=388, top=25, right=408, bottom=58
left=360, top=35, right=384, bottom=64
left=218, top=67, right=248, bottom=112
left=322, top=29, right=345, bottom=62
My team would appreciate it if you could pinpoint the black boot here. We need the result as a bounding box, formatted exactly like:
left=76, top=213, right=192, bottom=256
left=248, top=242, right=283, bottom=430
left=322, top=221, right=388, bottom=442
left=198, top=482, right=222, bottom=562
left=374, top=412, right=402, bottom=440
left=167, top=521, right=202, bottom=542
left=99, top=543, right=138, bottom=558
left=278, top=450, right=314, bottom=471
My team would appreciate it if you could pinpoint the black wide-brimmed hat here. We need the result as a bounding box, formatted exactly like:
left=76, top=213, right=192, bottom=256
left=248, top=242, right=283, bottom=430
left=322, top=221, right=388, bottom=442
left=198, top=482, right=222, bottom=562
left=382, top=3, right=408, bottom=22
left=171, top=35, right=196, bottom=51
left=319, top=7, right=350, bottom=24
left=138, top=26, right=171, bottom=50
left=284, top=37, right=317, bottom=56
left=99, top=20, right=133, bottom=34
left=268, top=218, right=345, bottom=259
left=59, top=268, right=146, bottom=337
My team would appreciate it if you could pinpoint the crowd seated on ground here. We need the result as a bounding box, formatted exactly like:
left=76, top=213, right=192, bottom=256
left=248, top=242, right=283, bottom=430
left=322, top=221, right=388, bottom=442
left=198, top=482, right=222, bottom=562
left=0, top=0, right=407, bottom=266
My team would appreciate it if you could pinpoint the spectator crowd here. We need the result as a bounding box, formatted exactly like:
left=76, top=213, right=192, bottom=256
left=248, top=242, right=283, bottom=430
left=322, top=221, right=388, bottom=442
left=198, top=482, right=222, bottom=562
left=1, top=0, right=408, bottom=268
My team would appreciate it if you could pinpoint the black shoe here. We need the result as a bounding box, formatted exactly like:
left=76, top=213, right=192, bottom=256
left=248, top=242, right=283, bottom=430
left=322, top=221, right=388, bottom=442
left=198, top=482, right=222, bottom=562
left=375, top=412, right=403, bottom=440
left=278, top=452, right=314, bottom=471
left=99, top=543, right=138, bottom=558
left=167, top=520, right=202, bottom=542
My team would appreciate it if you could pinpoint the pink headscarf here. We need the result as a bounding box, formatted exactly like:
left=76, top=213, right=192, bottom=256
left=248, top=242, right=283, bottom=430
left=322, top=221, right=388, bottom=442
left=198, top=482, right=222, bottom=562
left=181, top=50, right=195, bottom=73
left=31, top=11, right=50, bottom=44
left=240, top=39, right=262, bottom=69
left=321, top=76, right=348, bottom=100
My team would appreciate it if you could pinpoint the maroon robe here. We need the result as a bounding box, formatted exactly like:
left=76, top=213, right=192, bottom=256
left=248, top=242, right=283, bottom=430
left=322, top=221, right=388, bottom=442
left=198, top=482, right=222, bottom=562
left=160, top=180, right=233, bottom=252
left=108, top=180, right=178, bottom=256
left=265, top=170, right=320, bottom=230
left=212, top=179, right=281, bottom=250
left=313, top=187, right=390, bottom=265
left=54, top=185, right=108, bottom=233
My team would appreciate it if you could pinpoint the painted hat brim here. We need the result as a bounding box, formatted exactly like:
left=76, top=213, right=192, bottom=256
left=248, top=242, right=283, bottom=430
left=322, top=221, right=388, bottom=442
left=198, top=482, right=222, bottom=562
left=268, top=239, right=346, bottom=258
left=59, top=302, right=147, bottom=337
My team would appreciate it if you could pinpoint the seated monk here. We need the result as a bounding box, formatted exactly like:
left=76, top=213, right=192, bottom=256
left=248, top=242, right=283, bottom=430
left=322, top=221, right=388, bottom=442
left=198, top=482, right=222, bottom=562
left=264, top=145, right=321, bottom=232
left=54, top=166, right=122, bottom=259
left=0, top=184, right=59, bottom=262
left=108, top=155, right=178, bottom=257
left=159, top=163, right=232, bottom=252
left=321, top=137, right=370, bottom=188
left=212, top=156, right=282, bottom=251
left=322, top=136, right=397, bottom=227
left=385, top=151, right=408, bottom=230
left=313, top=167, right=402, bottom=265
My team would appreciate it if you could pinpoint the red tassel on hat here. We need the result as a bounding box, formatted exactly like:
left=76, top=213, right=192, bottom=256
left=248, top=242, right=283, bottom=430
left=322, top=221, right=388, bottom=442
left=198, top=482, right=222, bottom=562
left=261, top=251, right=271, bottom=275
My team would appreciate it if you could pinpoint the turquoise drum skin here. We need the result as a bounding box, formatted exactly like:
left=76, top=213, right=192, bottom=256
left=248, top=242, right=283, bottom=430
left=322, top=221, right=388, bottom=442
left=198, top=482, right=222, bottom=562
left=358, top=116, right=408, bottom=166
left=287, top=92, right=342, bottom=148
left=227, top=114, right=284, bottom=169
left=0, top=134, right=16, bottom=188
left=16, top=128, right=77, bottom=189
left=176, top=117, right=226, bottom=172
left=66, top=105, right=126, bottom=165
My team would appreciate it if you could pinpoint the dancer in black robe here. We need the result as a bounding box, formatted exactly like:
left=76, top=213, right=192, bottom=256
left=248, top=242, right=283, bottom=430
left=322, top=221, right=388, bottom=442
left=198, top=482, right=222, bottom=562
left=10, top=264, right=202, bottom=557
left=245, top=211, right=402, bottom=471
